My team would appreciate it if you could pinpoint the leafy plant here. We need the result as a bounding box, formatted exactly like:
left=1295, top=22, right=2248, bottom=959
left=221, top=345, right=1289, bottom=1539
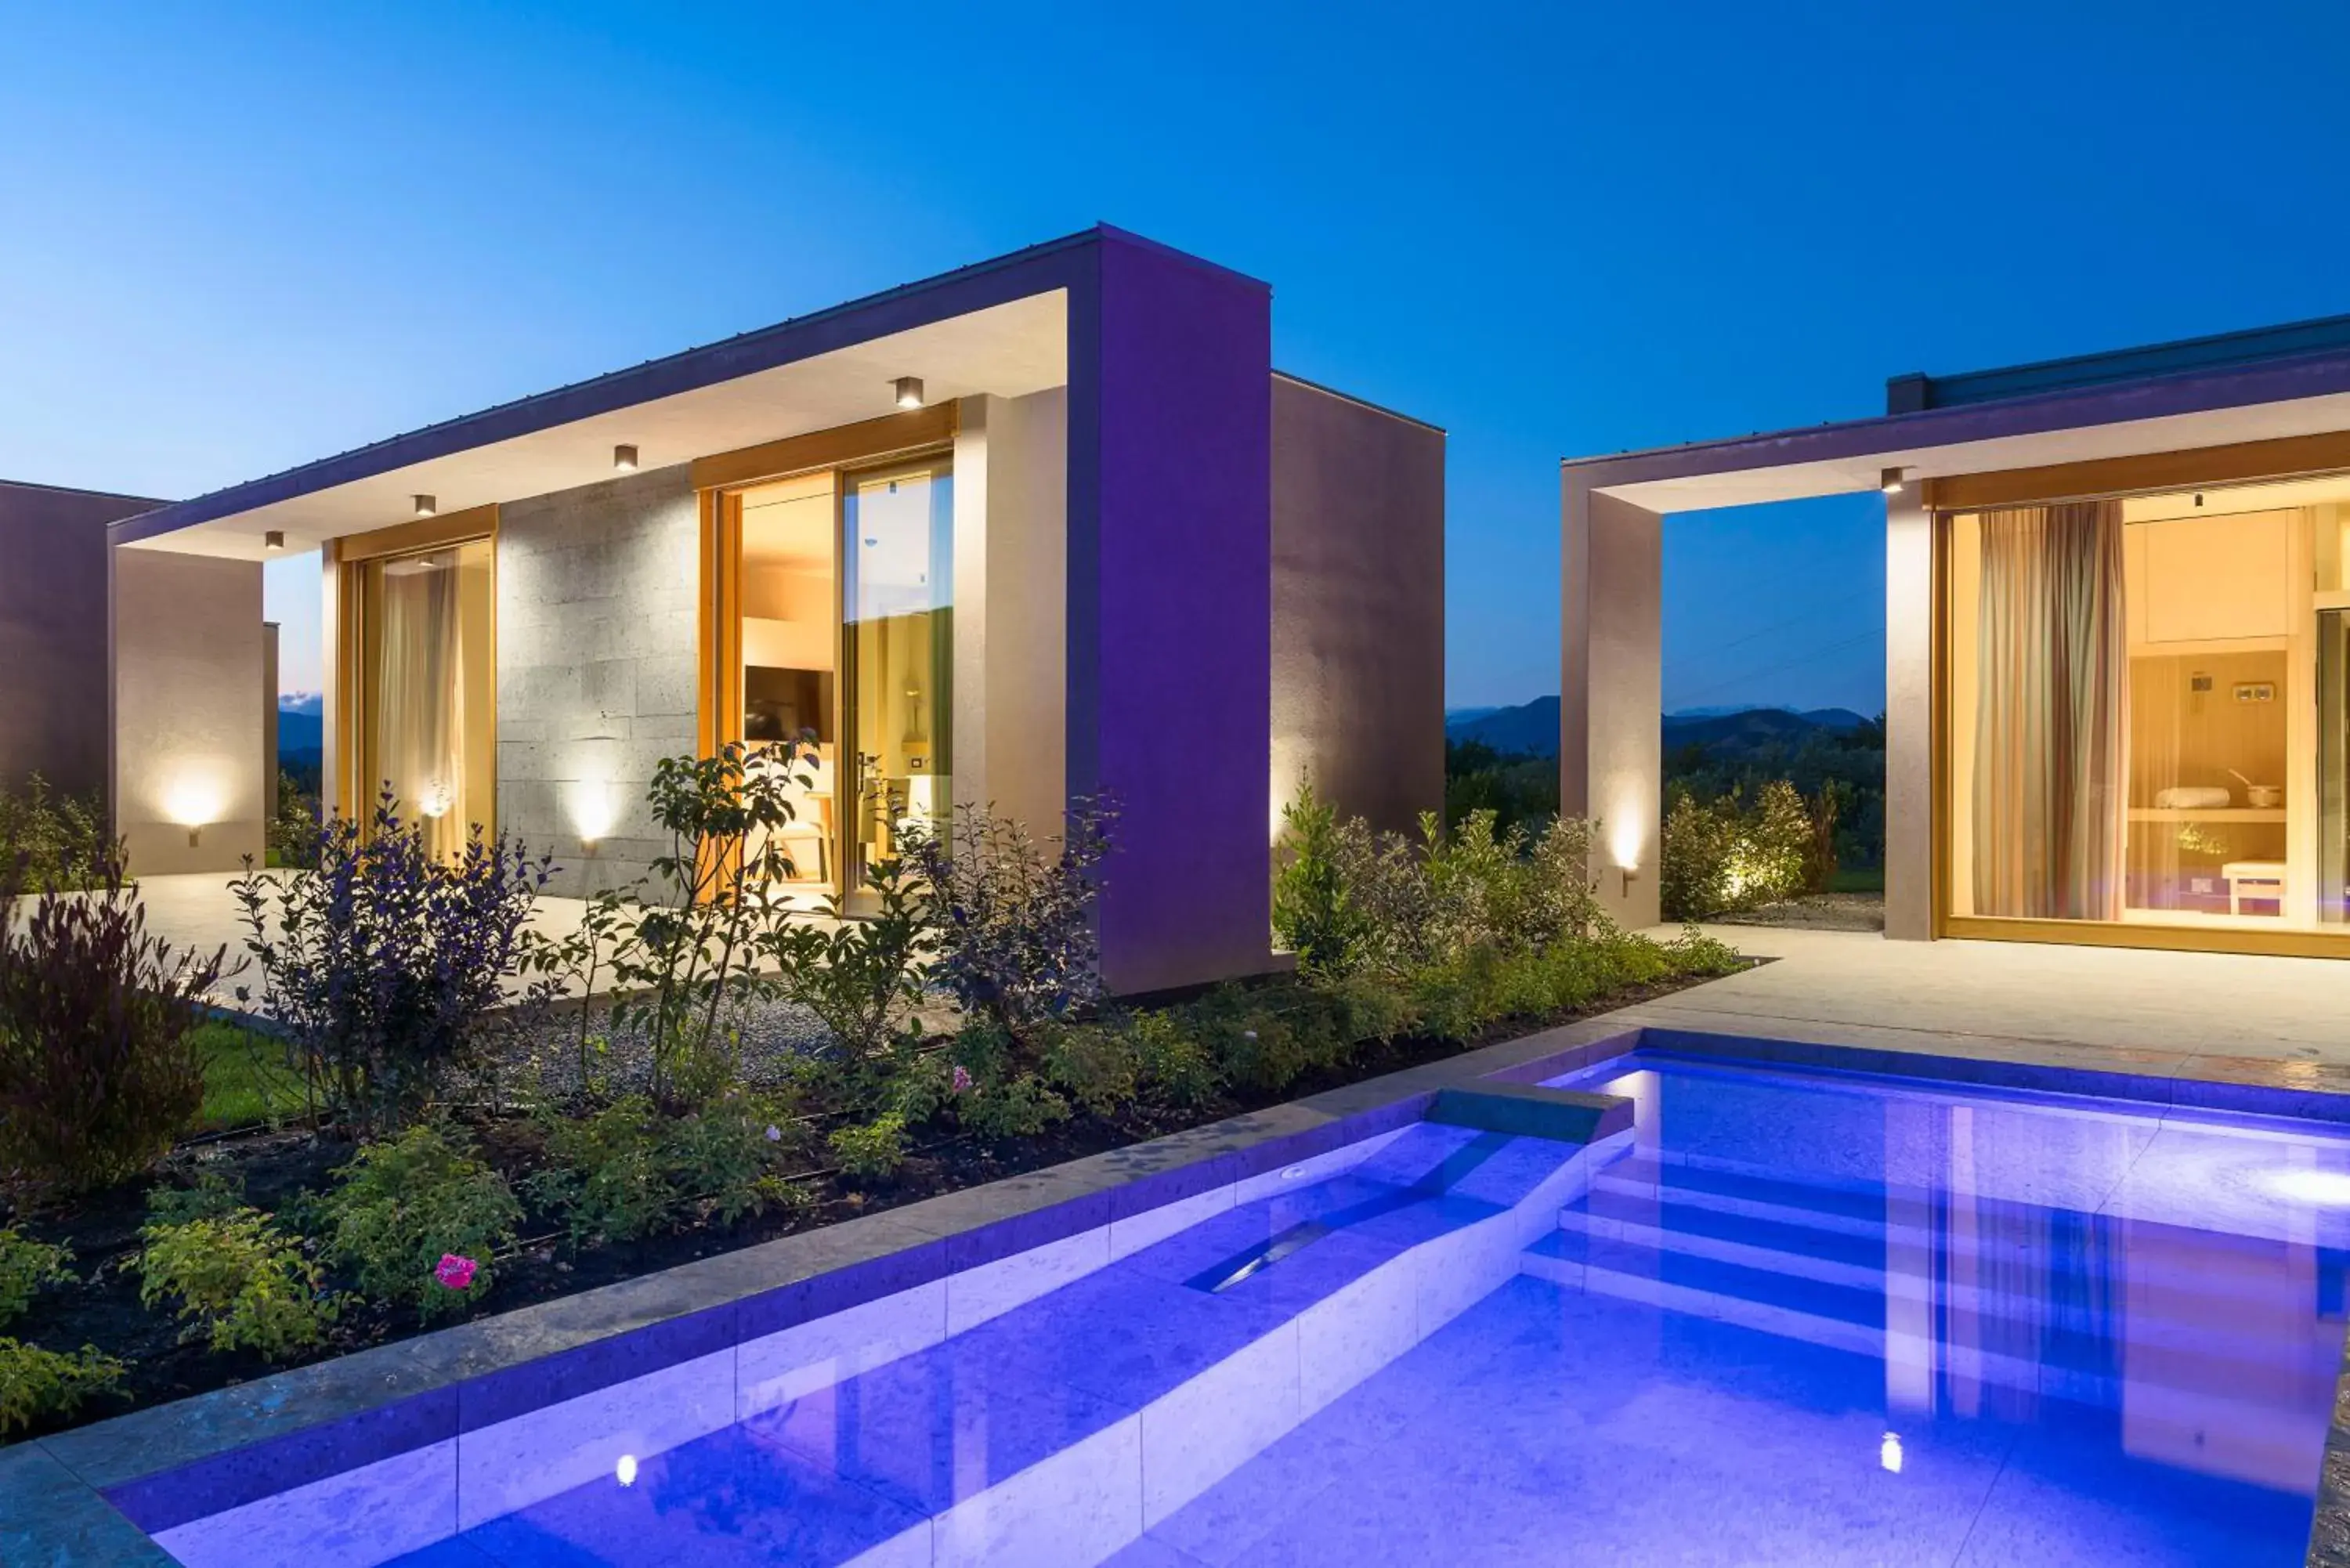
left=0, top=853, right=220, bottom=1191
left=0, top=773, right=113, bottom=892
left=230, top=788, right=559, bottom=1133
left=827, top=1111, right=907, bottom=1182
left=144, top=1167, right=250, bottom=1227
left=138, top=1209, right=336, bottom=1360
left=1272, top=779, right=1371, bottom=974
left=528, top=1089, right=804, bottom=1243
left=0, top=1229, right=72, bottom=1328
left=318, top=1123, right=522, bottom=1323
left=0, top=1339, right=125, bottom=1436
left=266, top=771, right=323, bottom=871
left=768, top=854, right=933, bottom=1074
left=902, top=798, right=1115, bottom=1046
left=566, top=742, right=815, bottom=1107
left=1659, top=780, right=1809, bottom=919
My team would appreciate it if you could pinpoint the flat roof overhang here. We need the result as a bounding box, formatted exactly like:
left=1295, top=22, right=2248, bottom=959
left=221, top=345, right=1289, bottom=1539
left=1565, top=345, right=2350, bottom=513
left=111, top=226, right=1265, bottom=560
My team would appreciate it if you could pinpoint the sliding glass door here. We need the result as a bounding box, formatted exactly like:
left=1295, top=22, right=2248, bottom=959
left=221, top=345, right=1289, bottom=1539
left=1945, top=474, right=2350, bottom=948
left=842, top=458, right=953, bottom=887
left=356, top=538, right=495, bottom=857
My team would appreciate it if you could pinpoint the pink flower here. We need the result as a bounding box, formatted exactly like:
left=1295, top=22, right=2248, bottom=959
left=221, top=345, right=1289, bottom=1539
left=951, top=1065, right=974, bottom=1095
left=764, top=1125, right=783, bottom=1143
left=434, top=1254, right=478, bottom=1292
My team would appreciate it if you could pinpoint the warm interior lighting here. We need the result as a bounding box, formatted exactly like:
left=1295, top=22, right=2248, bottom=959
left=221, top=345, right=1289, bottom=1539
left=893, top=376, right=925, bottom=410
left=613, top=444, right=638, bottom=473
left=263, top=529, right=285, bottom=552
left=1880, top=467, right=1907, bottom=495
left=412, top=493, right=438, bottom=518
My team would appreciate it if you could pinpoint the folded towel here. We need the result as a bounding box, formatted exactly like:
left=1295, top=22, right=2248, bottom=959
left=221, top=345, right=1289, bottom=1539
left=2155, top=786, right=2232, bottom=810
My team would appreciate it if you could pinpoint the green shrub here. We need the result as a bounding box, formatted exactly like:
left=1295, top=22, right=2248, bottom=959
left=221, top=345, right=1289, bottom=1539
left=1659, top=781, right=1809, bottom=919
left=530, top=1097, right=679, bottom=1244
left=0, top=1339, right=125, bottom=1436
left=955, top=1074, right=1068, bottom=1141
left=828, top=1112, right=907, bottom=1182
left=0, top=856, right=220, bottom=1192
left=530, top=1091, right=804, bottom=1244
left=1039, top=1022, right=1141, bottom=1118
left=768, top=858, right=933, bottom=1074
left=0, top=773, right=112, bottom=892
left=0, top=1229, right=72, bottom=1328
left=138, top=1210, right=335, bottom=1360
left=1271, top=781, right=1371, bottom=974
left=320, top=1124, right=522, bottom=1323
left=1123, top=1010, right=1220, bottom=1110
left=143, top=1167, right=249, bottom=1228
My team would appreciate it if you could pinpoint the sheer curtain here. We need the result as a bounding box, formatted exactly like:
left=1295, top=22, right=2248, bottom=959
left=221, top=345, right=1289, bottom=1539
left=375, top=554, right=466, bottom=860
left=1972, top=502, right=2129, bottom=919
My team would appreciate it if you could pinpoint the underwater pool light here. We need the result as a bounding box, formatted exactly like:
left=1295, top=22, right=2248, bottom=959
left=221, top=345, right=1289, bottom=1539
left=616, top=1454, right=638, bottom=1487
left=1880, top=1432, right=1903, bottom=1474
left=2260, top=1168, right=2350, bottom=1206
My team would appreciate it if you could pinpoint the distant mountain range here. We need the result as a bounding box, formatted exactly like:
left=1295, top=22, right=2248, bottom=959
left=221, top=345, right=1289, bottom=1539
left=1446, top=699, right=1871, bottom=759
left=277, top=694, right=322, bottom=768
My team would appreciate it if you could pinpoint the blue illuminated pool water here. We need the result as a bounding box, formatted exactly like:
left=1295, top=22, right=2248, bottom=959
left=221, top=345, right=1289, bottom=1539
left=185, top=1053, right=2350, bottom=1567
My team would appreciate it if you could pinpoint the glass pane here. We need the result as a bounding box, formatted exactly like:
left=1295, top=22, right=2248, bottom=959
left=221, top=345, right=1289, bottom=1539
left=843, top=461, right=952, bottom=885
left=360, top=539, right=494, bottom=858
left=736, top=473, right=838, bottom=893
left=1947, top=476, right=2350, bottom=932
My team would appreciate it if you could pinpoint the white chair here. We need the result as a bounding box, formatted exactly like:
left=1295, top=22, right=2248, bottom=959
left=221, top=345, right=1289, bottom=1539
left=2224, top=860, right=2287, bottom=916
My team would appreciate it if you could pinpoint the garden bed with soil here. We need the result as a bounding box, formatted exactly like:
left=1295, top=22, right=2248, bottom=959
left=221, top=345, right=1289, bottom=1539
left=0, top=966, right=1724, bottom=1443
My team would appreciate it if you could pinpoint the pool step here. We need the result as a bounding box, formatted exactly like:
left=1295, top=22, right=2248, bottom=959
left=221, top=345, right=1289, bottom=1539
left=1526, top=1162, right=2346, bottom=1410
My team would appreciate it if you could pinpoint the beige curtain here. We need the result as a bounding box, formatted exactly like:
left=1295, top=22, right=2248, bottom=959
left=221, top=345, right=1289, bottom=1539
left=375, top=554, right=465, bottom=860
left=1972, top=502, right=2129, bottom=919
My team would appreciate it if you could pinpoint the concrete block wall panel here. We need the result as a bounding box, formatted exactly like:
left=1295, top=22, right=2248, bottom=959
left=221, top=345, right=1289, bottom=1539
left=1270, top=376, right=1444, bottom=839
left=1560, top=480, right=1662, bottom=930
left=111, top=547, right=266, bottom=875
left=495, top=464, right=700, bottom=898
left=0, top=481, right=161, bottom=800
left=1073, top=234, right=1274, bottom=994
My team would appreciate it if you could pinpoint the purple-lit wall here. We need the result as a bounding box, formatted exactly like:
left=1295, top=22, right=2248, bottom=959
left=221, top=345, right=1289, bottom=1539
left=1072, top=233, right=1275, bottom=994
left=0, top=480, right=161, bottom=800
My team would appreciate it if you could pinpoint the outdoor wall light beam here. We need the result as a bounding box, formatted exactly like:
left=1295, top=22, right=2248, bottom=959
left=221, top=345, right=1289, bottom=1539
left=893, top=376, right=925, bottom=410
left=613, top=444, right=638, bottom=473
left=413, top=493, right=438, bottom=518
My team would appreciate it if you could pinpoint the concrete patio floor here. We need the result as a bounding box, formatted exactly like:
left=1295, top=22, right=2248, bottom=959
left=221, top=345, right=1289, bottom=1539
left=1633, top=922, right=2350, bottom=1082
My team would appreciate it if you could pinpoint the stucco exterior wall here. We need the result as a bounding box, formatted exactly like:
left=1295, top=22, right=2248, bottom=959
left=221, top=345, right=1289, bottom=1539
left=1884, top=489, right=1935, bottom=940
left=1076, top=236, right=1275, bottom=994
left=0, top=481, right=159, bottom=800
left=111, top=545, right=266, bottom=874
left=495, top=464, right=700, bottom=898
left=953, top=388, right=1068, bottom=844
left=1561, top=480, right=1662, bottom=929
left=1270, top=376, right=1444, bottom=838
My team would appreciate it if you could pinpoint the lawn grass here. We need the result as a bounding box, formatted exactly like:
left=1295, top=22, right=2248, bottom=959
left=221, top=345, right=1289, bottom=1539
left=190, top=1021, right=302, bottom=1132
left=1828, top=866, right=1885, bottom=894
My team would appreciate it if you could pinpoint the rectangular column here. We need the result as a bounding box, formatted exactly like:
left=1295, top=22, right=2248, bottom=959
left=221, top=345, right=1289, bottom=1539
left=1562, top=478, right=1661, bottom=929
left=1885, top=487, right=1936, bottom=939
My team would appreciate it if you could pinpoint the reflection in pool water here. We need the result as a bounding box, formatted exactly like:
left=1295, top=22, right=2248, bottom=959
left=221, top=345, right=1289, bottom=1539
left=153, top=1053, right=2350, bottom=1567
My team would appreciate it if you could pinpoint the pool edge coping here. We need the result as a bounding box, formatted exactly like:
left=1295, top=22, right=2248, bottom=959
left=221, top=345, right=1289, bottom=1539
left=17, top=1010, right=2350, bottom=1566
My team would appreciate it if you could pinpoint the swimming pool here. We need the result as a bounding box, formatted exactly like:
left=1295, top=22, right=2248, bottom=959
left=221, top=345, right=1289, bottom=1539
left=132, top=1050, right=2350, bottom=1566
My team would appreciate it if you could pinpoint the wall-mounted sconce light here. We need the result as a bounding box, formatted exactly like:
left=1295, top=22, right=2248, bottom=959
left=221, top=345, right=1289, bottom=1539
left=413, top=494, right=438, bottom=518
left=1618, top=864, right=1638, bottom=898
left=164, top=771, right=226, bottom=851
left=263, top=529, right=286, bottom=552
left=893, top=376, right=925, bottom=410
left=613, top=444, right=638, bottom=473
left=1879, top=467, right=1907, bottom=496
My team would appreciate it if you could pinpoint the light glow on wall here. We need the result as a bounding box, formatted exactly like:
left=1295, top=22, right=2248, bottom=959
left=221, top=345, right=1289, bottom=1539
left=162, top=766, right=231, bottom=835
left=568, top=779, right=618, bottom=845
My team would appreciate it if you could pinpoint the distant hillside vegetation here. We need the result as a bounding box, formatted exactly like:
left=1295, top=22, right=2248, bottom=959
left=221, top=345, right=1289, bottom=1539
left=1443, top=698, right=1867, bottom=760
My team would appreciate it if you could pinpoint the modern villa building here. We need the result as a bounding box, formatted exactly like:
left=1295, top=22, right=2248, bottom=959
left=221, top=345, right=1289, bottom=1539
left=1566, top=312, right=2350, bottom=959
left=104, top=226, right=1444, bottom=993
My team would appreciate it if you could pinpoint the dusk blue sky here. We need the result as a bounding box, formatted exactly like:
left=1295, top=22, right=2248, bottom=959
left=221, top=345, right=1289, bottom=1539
left=5, top=3, right=2346, bottom=715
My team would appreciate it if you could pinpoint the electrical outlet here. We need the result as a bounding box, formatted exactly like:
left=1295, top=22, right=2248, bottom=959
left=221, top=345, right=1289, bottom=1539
left=2234, top=682, right=2276, bottom=703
